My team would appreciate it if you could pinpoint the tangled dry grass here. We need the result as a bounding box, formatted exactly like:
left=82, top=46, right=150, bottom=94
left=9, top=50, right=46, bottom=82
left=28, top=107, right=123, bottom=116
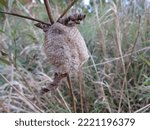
left=0, top=0, right=150, bottom=112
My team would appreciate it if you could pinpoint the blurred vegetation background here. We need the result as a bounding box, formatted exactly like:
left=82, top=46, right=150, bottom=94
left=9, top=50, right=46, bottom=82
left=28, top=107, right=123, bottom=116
left=0, top=0, right=150, bottom=113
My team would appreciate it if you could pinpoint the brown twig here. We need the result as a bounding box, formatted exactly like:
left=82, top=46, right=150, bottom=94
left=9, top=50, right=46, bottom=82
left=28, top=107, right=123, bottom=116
left=44, top=0, right=54, bottom=24
left=66, top=74, right=76, bottom=113
left=78, top=70, right=84, bottom=113
left=0, top=11, right=50, bottom=25
left=57, top=0, right=79, bottom=21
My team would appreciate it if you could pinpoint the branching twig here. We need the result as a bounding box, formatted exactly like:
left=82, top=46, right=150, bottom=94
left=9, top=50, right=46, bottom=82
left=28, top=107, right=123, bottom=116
left=44, top=0, right=54, bottom=24
left=57, top=0, right=79, bottom=20
left=0, top=11, right=50, bottom=25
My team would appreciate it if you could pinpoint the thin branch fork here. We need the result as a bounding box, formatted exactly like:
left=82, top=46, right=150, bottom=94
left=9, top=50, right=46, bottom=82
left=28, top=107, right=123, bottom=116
left=57, top=0, right=79, bottom=21
left=0, top=0, right=80, bottom=27
left=44, top=0, right=54, bottom=24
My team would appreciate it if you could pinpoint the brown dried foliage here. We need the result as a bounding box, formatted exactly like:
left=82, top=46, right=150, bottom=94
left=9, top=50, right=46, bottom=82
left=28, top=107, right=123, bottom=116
left=58, top=13, right=86, bottom=26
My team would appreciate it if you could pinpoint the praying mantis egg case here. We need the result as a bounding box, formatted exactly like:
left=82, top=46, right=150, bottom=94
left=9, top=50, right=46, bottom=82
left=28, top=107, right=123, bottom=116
left=44, top=22, right=89, bottom=75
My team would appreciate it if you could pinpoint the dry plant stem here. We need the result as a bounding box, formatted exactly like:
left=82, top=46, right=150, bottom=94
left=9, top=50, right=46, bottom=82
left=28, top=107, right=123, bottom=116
left=118, top=13, right=141, bottom=113
left=111, top=3, right=127, bottom=112
left=125, top=16, right=141, bottom=73
left=90, top=53, right=111, bottom=112
left=0, top=73, right=43, bottom=113
left=44, top=0, right=54, bottom=24
left=79, top=74, right=88, bottom=112
left=134, top=103, right=150, bottom=113
left=66, top=74, right=76, bottom=113
left=16, top=69, right=45, bottom=108
left=121, top=16, right=141, bottom=112
left=93, top=0, right=107, bottom=58
left=57, top=89, right=71, bottom=112
left=93, top=0, right=111, bottom=112
left=0, top=11, right=50, bottom=25
left=78, top=70, right=84, bottom=113
left=79, top=75, right=84, bottom=112
left=57, top=0, right=79, bottom=20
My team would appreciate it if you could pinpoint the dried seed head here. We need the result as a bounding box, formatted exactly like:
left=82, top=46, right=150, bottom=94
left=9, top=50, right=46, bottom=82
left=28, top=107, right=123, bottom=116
left=58, top=13, right=86, bottom=26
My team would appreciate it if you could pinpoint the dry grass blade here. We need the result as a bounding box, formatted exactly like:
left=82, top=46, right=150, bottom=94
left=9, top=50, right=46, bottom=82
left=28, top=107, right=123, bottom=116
left=93, top=0, right=107, bottom=57
left=0, top=73, right=43, bottom=113
left=110, top=2, right=127, bottom=112
left=134, top=103, right=150, bottom=113
left=57, top=89, right=71, bottom=113
left=78, top=71, right=84, bottom=113
left=84, top=47, right=150, bottom=69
